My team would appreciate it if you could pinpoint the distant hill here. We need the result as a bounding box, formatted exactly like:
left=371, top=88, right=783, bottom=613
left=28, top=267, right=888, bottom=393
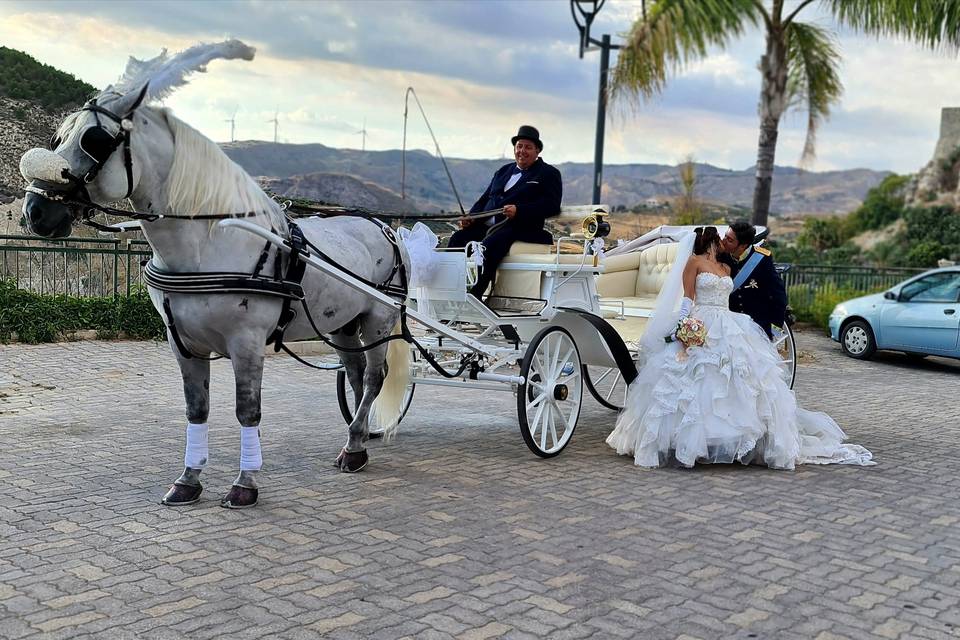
left=259, top=172, right=418, bottom=212
left=223, top=141, right=890, bottom=216
left=0, top=47, right=95, bottom=111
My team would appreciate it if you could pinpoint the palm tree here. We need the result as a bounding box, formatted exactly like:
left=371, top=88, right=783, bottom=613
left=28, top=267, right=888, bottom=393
left=611, top=0, right=960, bottom=227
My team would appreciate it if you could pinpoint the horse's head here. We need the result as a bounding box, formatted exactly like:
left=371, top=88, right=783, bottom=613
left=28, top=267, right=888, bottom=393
left=20, top=85, right=151, bottom=237
left=21, top=39, right=256, bottom=238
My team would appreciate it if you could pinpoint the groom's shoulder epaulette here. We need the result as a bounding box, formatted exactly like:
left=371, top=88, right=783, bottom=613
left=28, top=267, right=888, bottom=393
left=754, top=246, right=772, bottom=257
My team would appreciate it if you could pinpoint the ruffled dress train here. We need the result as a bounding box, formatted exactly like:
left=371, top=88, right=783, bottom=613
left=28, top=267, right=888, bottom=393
left=606, top=273, right=873, bottom=470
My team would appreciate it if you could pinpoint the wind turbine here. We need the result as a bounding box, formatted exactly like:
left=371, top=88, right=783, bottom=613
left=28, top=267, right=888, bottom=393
left=267, top=108, right=279, bottom=143
left=356, top=118, right=368, bottom=152
left=224, top=107, right=237, bottom=143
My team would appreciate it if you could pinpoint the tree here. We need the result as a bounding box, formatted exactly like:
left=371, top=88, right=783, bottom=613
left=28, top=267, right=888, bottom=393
left=672, top=155, right=705, bottom=224
left=611, top=0, right=960, bottom=228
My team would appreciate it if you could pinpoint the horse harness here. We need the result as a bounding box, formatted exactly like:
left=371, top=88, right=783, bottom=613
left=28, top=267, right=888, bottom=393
left=146, top=218, right=409, bottom=363
left=28, top=93, right=473, bottom=375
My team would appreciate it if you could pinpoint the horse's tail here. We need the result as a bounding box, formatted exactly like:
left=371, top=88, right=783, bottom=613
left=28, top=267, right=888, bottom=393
left=371, top=319, right=410, bottom=440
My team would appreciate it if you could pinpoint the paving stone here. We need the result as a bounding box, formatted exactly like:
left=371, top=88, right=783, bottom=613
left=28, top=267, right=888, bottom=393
left=0, top=334, right=958, bottom=638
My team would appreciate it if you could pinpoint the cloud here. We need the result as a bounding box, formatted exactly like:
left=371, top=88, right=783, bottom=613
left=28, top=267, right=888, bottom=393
left=2, top=0, right=957, bottom=174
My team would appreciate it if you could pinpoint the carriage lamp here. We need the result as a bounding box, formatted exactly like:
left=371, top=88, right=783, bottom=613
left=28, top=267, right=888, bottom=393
left=581, top=212, right=611, bottom=239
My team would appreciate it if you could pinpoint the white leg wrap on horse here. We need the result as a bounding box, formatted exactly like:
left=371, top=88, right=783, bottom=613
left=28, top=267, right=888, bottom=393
left=184, top=423, right=209, bottom=468
left=240, top=426, right=262, bottom=471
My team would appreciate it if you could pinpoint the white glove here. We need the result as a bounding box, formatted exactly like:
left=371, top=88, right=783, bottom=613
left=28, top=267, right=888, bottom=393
left=679, top=297, right=694, bottom=319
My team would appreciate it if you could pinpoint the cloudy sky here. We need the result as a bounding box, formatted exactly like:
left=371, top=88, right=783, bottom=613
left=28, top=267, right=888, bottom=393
left=2, top=0, right=959, bottom=173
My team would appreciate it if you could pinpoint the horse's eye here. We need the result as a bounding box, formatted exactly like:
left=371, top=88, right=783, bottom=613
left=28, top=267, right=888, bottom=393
left=49, top=134, right=62, bottom=151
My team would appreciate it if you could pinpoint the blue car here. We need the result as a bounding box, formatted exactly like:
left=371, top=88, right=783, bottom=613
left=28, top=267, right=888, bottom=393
left=829, top=267, right=960, bottom=360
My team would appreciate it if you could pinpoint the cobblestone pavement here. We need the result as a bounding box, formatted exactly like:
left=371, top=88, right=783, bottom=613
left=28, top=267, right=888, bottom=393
left=1, top=330, right=958, bottom=640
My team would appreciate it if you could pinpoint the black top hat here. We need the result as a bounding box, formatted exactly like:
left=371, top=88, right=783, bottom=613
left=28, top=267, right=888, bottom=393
left=511, top=125, right=543, bottom=151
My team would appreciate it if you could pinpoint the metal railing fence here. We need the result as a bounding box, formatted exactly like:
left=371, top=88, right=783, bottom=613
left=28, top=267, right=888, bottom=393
left=779, top=263, right=925, bottom=308
left=0, top=235, right=153, bottom=297
left=0, top=236, right=931, bottom=303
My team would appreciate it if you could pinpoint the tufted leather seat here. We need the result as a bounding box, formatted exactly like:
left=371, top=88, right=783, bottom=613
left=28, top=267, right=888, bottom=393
left=597, top=242, right=679, bottom=311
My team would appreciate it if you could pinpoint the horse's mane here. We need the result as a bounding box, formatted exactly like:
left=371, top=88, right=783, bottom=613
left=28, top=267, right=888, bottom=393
left=163, top=109, right=287, bottom=232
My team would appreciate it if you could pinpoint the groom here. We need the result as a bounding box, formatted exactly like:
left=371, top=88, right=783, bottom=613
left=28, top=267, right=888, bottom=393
left=719, top=221, right=788, bottom=339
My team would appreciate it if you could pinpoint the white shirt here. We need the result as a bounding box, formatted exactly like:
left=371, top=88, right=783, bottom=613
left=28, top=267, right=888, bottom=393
left=504, top=165, right=524, bottom=192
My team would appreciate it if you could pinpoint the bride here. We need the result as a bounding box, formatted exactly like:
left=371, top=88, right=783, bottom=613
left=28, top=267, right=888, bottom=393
left=606, top=227, right=873, bottom=469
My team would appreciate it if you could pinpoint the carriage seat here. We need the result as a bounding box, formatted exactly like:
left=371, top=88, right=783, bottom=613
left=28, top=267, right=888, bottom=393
left=596, top=242, right=680, bottom=314
left=486, top=241, right=553, bottom=299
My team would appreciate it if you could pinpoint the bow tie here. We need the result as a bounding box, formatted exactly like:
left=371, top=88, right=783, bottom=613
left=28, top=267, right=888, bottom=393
left=512, top=166, right=525, bottom=176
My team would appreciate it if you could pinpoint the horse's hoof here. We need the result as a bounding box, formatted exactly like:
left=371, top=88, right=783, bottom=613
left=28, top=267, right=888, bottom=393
left=161, top=483, right=202, bottom=506
left=336, top=448, right=368, bottom=473
left=219, top=485, right=259, bottom=509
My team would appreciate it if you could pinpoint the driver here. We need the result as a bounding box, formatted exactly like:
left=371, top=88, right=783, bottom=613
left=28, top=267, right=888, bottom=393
left=447, top=125, right=562, bottom=300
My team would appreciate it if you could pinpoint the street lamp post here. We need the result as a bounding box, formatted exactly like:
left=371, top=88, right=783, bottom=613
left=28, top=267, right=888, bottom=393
left=571, top=0, right=621, bottom=206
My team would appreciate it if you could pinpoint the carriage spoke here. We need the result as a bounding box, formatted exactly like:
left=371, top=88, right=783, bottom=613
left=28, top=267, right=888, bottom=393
left=529, top=395, right=548, bottom=437
left=533, top=353, right=546, bottom=379
left=558, top=346, right=574, bottom=375
left=540, top=404, right=550, bottom=450
left=594, top=367, right=613, bottom=384
left=604, top=371, right=623, bottom=402
left=549, top=335, right=564, bottom=378
left=528, top=391, right=548, bottom=408
left=548, top=407, right=559, bottom=448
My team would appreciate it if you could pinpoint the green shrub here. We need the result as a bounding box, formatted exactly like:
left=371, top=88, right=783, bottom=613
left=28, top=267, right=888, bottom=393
left=904, top=240, right=950, bottom=268
left=788, top=284, right=883, bottom=331
left=844, top=174, right=909, bottom=233
left=0, top=279, right=165, bottom=343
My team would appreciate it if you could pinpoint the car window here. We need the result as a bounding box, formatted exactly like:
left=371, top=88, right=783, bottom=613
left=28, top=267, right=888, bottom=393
left=900, top=272, right=960, bottom=303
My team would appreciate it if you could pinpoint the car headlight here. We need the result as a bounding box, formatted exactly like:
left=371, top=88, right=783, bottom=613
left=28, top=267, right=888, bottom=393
left=830, top=305, right=846, bottom=318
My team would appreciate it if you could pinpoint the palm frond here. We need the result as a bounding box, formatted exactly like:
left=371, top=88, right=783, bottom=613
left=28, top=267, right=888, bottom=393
left=785, top=21, right=843, bottom=165
left=611, top=0, right=765, bottom=103
left=827, top=0, right=960, bottom=51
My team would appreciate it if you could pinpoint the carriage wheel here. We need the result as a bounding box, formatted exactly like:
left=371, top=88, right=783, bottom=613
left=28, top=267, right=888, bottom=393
left=582, top=365, right=629, bottom=411
left=335, top=371, right=416, bottom=433
left=517, top=327, right=583, bottom=458
left=773, top=323, right=797, bottom=390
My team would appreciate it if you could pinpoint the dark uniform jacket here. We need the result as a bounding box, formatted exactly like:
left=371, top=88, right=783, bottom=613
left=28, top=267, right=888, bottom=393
left=469, top=157, right=563, bottom=243
left=721, top=246, right=788, bottom=338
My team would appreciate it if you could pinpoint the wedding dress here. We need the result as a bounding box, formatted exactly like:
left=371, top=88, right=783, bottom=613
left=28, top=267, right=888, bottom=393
left=606, top=270, right=874, bottom=470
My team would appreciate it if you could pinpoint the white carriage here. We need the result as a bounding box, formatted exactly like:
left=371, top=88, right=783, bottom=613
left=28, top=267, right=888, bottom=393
left=223, top=207, right=797, bottom=459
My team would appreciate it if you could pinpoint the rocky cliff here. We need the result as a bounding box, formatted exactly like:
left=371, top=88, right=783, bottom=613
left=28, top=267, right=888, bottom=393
left=907, top=107, right=960, bottom=207
left=0, top=97, right=64, bottom=197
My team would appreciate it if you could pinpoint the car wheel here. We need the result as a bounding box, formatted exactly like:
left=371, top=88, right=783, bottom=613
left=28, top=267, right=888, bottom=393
left=841, top=320, right=876, bottom=360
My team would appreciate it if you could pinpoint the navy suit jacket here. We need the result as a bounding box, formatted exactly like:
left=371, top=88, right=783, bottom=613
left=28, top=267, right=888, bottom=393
left=470, top=158, right=562, bottom=242
left=721, top=247, right=788, bottom=337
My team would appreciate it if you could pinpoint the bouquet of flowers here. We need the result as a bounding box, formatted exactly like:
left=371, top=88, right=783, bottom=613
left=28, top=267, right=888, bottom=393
left=665, top=316, right=707, bottom=349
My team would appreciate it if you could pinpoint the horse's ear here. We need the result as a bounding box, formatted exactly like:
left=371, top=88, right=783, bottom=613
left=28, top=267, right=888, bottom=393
left=127, top=83, right=149, bottom=115
left=107, top=83, right=150, bottom=119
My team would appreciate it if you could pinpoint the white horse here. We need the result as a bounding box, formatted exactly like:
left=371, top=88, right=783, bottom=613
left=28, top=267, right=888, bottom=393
left=19, top=41, right=410, bottom=508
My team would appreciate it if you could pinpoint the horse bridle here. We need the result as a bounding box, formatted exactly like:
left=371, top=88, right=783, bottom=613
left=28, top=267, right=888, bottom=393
left=26, top=86, right=149, bottom=223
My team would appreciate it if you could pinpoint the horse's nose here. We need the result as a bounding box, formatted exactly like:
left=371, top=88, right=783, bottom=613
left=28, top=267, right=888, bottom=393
left=23, top=191, right=73, bottom=238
